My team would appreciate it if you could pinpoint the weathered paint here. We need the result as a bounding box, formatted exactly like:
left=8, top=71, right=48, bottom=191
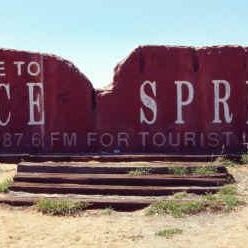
left=0, top=46, right=248, bottom=154
left=0, top=49, right=94, bottom=153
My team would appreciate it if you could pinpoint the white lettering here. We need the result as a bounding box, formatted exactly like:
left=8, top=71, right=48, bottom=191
left=100, top=133, right=114, bottom=147
left=117, top=132, right=129, bottom=147
left=140, top=80, right=157, bottom=125
left=63, top=132, right=77, bottom=147
left=27, top=82, right=45, bottom=125
left=0, top=84, right=11, bottom=126
left=175, top=81, right=194, bottom=124
left=0, top=62, right=6, bottom=77
left=13, top=61, right=25, bottom=76
left=168, top=132, right=180, bottom=147
left=32, top=133, right=43, bottom=147
left=184, top=132, right=196, bottom=146
left=153, top=132, right=166, bottom=147
left=87, top=132, right=97, bottom=146
left=223, top=131, right=233, bottom=146
left=212, top=80, right=233, bottom=123
left=50, top=132, right=60, bottom=146
left=138, top=132, right=149, bottom=146
left=27, top=62, right=41, bottom=76
left=207, top=132, right=220, bottom=148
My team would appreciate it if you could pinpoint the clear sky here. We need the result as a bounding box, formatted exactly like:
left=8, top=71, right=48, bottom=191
left=0, top=0, right=248, bottom=88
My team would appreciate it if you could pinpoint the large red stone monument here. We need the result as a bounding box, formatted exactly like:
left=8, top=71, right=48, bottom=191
left=0, top=46, right=247, bottom=155
left=0, top=49, right=94, bottom=154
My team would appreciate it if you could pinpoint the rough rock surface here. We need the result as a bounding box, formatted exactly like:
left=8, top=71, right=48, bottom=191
left=0, top=49, right=94, bottom=153
left=97, top=45, right=248, bottom=153
left=1, top=46, right=248, bottom=155
left=196, top=46, right=246, bottom=152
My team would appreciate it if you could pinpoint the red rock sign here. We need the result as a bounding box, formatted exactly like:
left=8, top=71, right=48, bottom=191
left=0, top=49, right=94, bottom=153
left=0, top=46, right=247, bottom=155
left=97, top=46, right=248, bottom=154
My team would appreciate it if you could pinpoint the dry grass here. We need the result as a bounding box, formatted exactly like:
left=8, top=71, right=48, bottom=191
left=36, top=198, right=90, bottom=216
left=155, top=228, right=183, bottom=238
left=0, top=178, right=12, bottom=193
left=146, top=184, right=243, bottom=218
left=1, top=162, right=248, bottom=248
left=128, top=167, right=151, bottom=176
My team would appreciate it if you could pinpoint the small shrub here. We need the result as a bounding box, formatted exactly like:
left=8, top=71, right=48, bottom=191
left=204, top=185, right=243, bottom=212
left=193, top=167, right=217, bottom=175
left=173, top=192, right=188, bottom=199
left=217, top=157, right=235, bottom=167
left=202, top=194, right=224, bottom=211
left=218, top=185, right=237, bottom=195
left=36, top=198, right=90, bottom=216
left=169, top=167, right=188, bottom=175
left=155, top=228, right=183, bottom=238
left=203, top=193, right=218, bottom=202
left=122, top=234, right=144, bottom=241
left=204, top=194, right=242, bottom=212
left=221, top=194, right=240, bottom=211
left=240, top=153, right=248, bottom=165
left=0, top=178, right=12, bottom=193
left=102, top=207, right=114, bottom=215
left=129, top=167, right=151, bottom=176
left=147, top=185, right=243, bottom=217
left=147, top=199, right=205, bottom=218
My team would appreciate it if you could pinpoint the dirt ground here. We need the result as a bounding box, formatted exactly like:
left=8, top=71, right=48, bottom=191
left=1, top=163, right=248, bottom=248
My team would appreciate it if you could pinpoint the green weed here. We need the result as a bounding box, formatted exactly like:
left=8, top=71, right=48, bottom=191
left=193, top=167, right=217, bottom=175
left=0, top=178, right=12, bottom=193
left=36, top=198, right=90, bottom=216
left=155, top=228, right=183, bottom=239
left=129, top=167, right=151, bottom=176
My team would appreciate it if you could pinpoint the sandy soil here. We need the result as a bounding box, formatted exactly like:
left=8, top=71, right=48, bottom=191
left=0, top=163, right=248, bottom=248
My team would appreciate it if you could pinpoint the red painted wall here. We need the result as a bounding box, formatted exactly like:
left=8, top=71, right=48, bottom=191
left=0, top=46, right=247, bottom=154
left=0, top=49, right=94, bottom=153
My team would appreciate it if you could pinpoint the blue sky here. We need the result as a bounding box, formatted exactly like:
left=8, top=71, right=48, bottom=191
left=0, top=0, right=248, bottom=88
